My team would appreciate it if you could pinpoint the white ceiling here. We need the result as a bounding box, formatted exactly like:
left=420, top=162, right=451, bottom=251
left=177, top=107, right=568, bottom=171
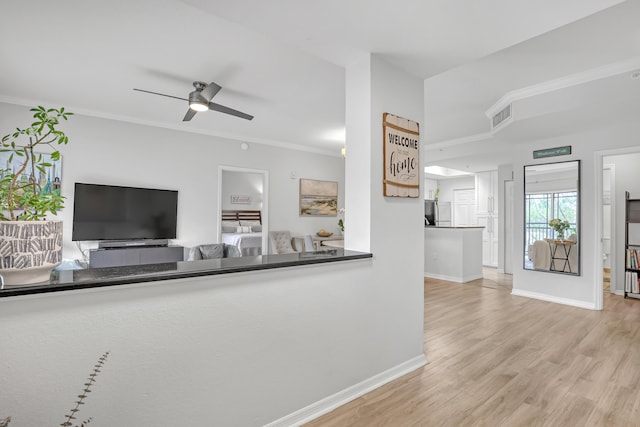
left=0, top=0, right=636, bottom=161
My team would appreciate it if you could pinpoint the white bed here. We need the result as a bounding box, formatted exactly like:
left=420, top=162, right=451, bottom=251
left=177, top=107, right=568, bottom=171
left=221, top=231, right=262, bottom=256
left=221, top=210, right=263, bottom=256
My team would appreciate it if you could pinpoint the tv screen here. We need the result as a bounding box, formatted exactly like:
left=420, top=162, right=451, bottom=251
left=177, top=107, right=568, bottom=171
left=72, top=183, right=178, bottom=241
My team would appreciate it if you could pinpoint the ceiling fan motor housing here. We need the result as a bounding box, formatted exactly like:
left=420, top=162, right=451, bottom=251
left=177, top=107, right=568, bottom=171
left=189, top=81, right=209, bottom=111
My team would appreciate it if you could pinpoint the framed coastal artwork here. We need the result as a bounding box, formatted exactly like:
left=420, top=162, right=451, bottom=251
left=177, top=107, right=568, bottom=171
left=299, top=178, right=338, bottom=216
left=383, top=112, right=420, bottom=198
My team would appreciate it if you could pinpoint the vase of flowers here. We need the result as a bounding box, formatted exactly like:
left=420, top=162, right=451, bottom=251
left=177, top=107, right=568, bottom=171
left=549, top=218, right=570, bottom=240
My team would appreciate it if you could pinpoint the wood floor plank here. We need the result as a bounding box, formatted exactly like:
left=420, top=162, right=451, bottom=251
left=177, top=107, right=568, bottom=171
left=306, top=272, right=640, bottom=427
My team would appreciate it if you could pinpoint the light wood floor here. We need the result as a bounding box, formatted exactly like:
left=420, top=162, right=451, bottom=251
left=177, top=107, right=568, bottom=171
left=306, top=273, right=640, bottom=426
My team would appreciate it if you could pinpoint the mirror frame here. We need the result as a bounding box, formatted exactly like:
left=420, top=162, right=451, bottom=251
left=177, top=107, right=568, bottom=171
left=523, top=159, right=580, bottom=276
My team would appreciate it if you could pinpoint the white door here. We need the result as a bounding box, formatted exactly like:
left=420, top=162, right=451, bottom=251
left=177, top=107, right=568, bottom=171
left=454, top=189, right=476, bottom=226
left=504, top=180, right=514, bottom=274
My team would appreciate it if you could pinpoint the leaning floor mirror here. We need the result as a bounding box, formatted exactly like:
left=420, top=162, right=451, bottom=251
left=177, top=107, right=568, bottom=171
left=524, top=160, right=580, bottom=275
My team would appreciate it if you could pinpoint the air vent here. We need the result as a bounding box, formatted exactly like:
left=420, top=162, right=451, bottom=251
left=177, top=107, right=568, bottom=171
left=491, top=104, right=512, bottom=130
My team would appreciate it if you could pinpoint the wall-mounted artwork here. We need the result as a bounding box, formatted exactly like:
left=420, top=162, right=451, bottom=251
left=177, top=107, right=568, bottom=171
left=383, top=112, right=420, bottom=198
left=230, top=194, right=252, bottom=204
left=300, top=178, right=338, bottom=216
left=0, top=151, right=63, bottom=198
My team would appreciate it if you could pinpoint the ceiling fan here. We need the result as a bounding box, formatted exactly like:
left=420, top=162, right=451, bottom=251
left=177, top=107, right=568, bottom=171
left=133, top=81, right=254, bottom=122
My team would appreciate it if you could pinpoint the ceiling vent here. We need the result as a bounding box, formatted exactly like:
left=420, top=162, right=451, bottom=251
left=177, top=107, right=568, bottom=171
left=491, top=103, right=512, bottom=130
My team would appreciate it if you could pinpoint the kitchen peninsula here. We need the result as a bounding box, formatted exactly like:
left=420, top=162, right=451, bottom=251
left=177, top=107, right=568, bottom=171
left=424, top=226, right=484, bottom=283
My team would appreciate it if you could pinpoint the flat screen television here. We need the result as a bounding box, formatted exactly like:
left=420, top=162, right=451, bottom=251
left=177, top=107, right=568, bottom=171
left=72, top=183, right=178, bottom=242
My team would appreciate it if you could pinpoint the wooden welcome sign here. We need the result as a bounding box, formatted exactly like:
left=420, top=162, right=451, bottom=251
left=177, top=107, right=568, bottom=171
left=383, top=113, right=420, bottom=197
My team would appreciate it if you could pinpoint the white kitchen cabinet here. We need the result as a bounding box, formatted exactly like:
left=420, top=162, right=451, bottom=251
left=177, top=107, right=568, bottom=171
left=475, top=171, right=498, bottom=215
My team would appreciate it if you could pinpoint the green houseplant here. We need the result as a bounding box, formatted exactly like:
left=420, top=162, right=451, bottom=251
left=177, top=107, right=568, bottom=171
left=0, top=106, right=73, bottom=286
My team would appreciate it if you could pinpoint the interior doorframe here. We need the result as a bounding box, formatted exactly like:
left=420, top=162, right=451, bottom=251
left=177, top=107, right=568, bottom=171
left=217, top=165, right=269, bottom=255
left=603, top=164, right=616, bottom=295
left=595, top=146, right=640, bottom=310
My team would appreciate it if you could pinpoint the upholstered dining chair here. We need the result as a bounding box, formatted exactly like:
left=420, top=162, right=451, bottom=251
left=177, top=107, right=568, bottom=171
left=269, top=231, right=297, bottom=254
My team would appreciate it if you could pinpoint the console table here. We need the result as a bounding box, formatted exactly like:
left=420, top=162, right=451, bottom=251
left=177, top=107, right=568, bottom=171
left=544, top=239, right=576, bottom=273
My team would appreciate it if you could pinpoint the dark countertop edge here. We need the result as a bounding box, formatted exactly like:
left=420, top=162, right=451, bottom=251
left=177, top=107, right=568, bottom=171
left=0, top=251, right=373, bottom=298
left=424, top=226, right=485, bottom=229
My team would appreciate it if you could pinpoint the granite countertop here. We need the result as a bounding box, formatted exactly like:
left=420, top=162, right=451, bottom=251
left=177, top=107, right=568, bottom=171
left=0, top=249, right=372, bottom=298
left=424, top=226, right=485, bottom=229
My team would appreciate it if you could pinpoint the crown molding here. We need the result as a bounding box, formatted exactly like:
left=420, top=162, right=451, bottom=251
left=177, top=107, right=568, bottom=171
left=485, top=56, right=640, bottom=119
left=0, top=95, right=341, bottom=158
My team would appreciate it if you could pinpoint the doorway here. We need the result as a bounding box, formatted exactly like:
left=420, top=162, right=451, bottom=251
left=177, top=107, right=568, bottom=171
left=217, top=165, right=269, bottom=255
left=602, top=164, right=614, bottom=293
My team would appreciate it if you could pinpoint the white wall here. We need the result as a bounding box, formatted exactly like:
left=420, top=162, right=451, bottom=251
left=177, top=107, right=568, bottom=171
left=512, top=120, right=640, bottom=309
left=345, top=52, right=425, bottom=380
left=0, top=102, right=345, bottom=257
left=0, top=258, right=396, bottom=426
left=221, top=170, right=263, bottom=211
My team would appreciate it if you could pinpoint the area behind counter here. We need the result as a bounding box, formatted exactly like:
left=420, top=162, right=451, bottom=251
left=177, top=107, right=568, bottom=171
left=424, top=226, right=484, bottom=283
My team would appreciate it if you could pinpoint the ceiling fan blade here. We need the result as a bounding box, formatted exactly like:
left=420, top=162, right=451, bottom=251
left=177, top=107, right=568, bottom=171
left=183, top=109, right=198, bottom=122
left=200, top=82, right=222, bottom=101
left=208, top=102, right=254, bottom=120
left=133, top=88, right=188, bottom=102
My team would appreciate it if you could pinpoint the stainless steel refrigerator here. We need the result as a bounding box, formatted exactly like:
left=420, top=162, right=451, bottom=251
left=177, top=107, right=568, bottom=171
left=436, top=201, right=451, bottom=227
left=425, top=200, right=452, bottom=227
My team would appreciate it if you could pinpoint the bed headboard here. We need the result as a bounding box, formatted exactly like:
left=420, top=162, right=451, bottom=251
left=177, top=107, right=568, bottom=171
left=221, top=210, right=262, bottom=224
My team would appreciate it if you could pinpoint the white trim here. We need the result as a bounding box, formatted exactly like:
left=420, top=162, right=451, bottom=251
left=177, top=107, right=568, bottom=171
left=485, top=56, right=640, bottom=118
left=593, top=152, right=605, bottom=310
left=511, top=288, right=597, bottom=310
left=608, top=164, right=617, bottom=296
left=424, top=272, right=483, bottom=283
left=264, top=354, right=427, bottom=427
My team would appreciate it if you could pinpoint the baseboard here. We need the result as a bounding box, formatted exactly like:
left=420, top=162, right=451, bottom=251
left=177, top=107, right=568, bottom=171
left=612, top=289, right=624, bottom=296
left=424, top=272, right=483, bottom=283
left=264, top=354, right=427, bottom=427
left=511, top=288, right=597, bottom=310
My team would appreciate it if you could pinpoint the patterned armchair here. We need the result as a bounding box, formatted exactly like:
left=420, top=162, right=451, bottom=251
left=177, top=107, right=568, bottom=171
left=269, top=231, right=297, bottom=254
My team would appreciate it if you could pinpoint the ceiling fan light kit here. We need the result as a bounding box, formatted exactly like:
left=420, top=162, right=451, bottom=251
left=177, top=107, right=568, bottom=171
left=133, top=80, right=253, bottom=121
